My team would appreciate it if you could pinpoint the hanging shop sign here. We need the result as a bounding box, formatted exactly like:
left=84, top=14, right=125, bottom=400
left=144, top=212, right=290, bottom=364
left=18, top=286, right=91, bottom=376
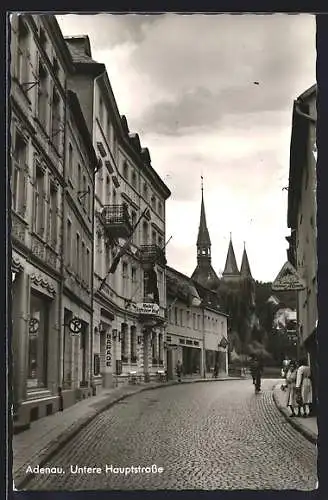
left=106, top=332, right=112, bottom=367
left=219, top=337, right=228, bottom=349
left=29, top=318, right=40, bottom=337
left=272, top=261, right=306, bottom=292
left=69, top=317, right=82, bottom=335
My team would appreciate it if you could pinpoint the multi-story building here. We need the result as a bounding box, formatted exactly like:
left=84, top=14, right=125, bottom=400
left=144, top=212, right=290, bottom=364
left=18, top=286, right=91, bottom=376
left=10, top=14, right=74, bottom=429
left=166, top=266, right=229, bottom=379
left=287, top=83, right=317, bottom=410
left=61, top=89, right=97, bottom=404
left=64, top=35, right=171, bottom=388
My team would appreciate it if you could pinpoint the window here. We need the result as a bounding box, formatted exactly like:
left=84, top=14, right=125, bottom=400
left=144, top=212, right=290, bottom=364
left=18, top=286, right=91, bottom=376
left=105, top=175, right=110, bottom=204
left=33, top=163, right=45, bottom=236
left=53, top=57, right=59, bottom=78
left=37, top=63, right=48, bottom=130
left=12, top=133, right=27, bottom=215
left=76, top=234, right=80, bottom=277
left=186, top=311, right=190, bottom=328
left=175, top=307, right=178, bottom=325
left=193, top=313, right=196, bottom=329
left=152, top=230, right=157, bottom=244
left=66, top=220, right=72, bottom=265
left=123, top=161, right=128, bottom=179
left=39, top=26, right=48, bottom=52
left=151, top=195, right=156, bottom=210
left=131, top=171, right=137, bottom=188
left=16, top=17, right=29, bottom=85
left=82, top=175, right=87, bottom=210
left=48, top=182, right=57, bottom=247
left=113, top=136, right=118, bottom=162
left=68, top=143, right=73, bottom=180
left=157, top=270, right=163, bottom=302
left=158, top=236, right=163, bottom=248
left=158, top=201, right=163, bottom=216
left=51, top=89, right=61, bottom=151
left=77, top=164, right=81, bottom=194
left=82, top=242, right=86, bottom=281
left=143, top=183, right=148, bottom=200
left=112, top=189, right=117, bottom=205
left=121, top=323, right=128, bottom=362
left=180, top=309, right=184, bottom=326
left=131, top=267, right=137, bottom=296
left=99, top=95, right=103, bottom=126
left=122, top=262, right=128, bottom=297
left=142, top=222, right=148, bottom=245
left=87, top=186, right=91, bottom=216
left=86, top=248, right=90, bottom=286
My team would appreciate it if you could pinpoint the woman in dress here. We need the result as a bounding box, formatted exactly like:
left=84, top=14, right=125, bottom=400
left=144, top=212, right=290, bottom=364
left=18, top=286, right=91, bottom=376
left=285, top=360, right=299, bottom=417
left=296, top=359, right=313, bottom=417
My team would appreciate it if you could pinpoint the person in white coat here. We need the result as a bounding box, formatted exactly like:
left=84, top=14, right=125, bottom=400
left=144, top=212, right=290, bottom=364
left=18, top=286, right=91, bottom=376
left=285, top=360, right=299, bottom=417
left=296, top=358, right=313, bottom=417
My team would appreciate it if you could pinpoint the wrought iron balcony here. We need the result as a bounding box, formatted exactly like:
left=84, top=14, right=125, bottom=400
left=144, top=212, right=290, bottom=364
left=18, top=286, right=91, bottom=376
left=100, top=204, right=132, bottom=240
left=139, top=244, right=166, bottom=266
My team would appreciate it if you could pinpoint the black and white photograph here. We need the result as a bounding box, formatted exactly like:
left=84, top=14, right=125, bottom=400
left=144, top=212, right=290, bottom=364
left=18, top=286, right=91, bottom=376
left=10, top=12, right=318, bottom=491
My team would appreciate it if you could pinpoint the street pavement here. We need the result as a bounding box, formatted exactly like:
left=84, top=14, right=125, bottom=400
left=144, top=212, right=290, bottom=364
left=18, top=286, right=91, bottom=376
left=21, top=379, right=317, bottom=491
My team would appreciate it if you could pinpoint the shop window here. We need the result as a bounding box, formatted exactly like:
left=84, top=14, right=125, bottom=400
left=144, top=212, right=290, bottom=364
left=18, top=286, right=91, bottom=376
left=130, top=326, right=137, bottom=362
left=27, top=292, right=50, bottom=389
left=63, top=308, right=73, bottom=388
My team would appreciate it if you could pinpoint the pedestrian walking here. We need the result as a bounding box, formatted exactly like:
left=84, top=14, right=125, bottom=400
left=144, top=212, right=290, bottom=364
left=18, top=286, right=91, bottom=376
left=250, top=354, right=263, bottom=393
left=176, top=360, right=183, bottom=382
left=296, top=358, right=313, bottom=417
left=285, top=360, right=299, bottom=417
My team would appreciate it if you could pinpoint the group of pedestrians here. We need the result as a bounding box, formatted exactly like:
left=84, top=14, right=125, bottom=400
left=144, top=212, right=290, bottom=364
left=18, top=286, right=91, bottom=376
left=282, top=357, right=313, bottom=417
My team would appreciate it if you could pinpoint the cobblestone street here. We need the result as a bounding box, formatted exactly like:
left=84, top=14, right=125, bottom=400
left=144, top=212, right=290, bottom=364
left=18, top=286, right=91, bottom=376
left=24, top=379, right=317, bottom=491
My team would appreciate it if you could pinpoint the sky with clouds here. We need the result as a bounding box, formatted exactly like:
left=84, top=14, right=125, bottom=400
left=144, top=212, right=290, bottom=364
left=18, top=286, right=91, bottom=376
left=56, top=13, right=316, bottom=283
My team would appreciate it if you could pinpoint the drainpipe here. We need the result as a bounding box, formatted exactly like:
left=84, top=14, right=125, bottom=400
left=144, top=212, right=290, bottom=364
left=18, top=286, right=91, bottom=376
left=90, top=70, right=106, bottom=394
left=58, top=75, right=68, bottom=396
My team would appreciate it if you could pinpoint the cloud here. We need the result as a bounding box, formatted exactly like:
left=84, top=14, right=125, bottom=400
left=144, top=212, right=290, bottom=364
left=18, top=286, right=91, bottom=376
left=56, top=13, right=316, bottom=282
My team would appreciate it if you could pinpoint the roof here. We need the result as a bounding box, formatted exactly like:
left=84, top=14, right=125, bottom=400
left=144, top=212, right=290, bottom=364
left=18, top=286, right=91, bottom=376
left=191, top=263, right=220, bottom=290
left=222, top=238, right=240, bottom=276
left=197, top=188, right=211, bottom=247
left=166, top=266, right=201, bottom=306
left=240, top=247, right=252, bottom=279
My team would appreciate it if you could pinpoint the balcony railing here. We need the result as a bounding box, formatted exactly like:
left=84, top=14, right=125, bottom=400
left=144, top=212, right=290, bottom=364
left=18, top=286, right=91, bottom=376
left=139, top=244, right=166, bottom=266
left=100, top=204, right=132, bottom=240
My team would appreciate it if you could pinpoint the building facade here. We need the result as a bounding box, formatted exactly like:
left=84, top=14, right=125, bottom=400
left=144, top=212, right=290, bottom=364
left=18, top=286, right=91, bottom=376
left=61, top=90, right=97, bottom=405
left=64, top=35, right=171, bottom=389
left=166, top=267, right=229, bottom=379
left=10, top=14, right=74, bottom=429
left=287, top=84, right=317, bottom=409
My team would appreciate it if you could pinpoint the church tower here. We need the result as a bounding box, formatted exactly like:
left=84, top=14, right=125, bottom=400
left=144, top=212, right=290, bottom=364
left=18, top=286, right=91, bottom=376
left=240, top=243, right=252, bottom=279
left=191, top=178, right=220, bottom=290
left=221, top=234, right=240, bottom=283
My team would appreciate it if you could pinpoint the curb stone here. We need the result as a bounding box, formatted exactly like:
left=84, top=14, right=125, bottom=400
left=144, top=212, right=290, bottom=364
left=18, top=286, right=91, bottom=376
left=272, top=384, right=317, bottom=445
left=16, top=377, right=242, bottom=489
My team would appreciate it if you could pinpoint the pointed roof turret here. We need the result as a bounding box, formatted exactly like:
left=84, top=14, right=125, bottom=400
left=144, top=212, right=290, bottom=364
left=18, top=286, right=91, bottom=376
left=197, top=177, right=211, bottom=247
left=240, top=243, right=252, bottom=279
left=222, top=234, right=240, bottom=276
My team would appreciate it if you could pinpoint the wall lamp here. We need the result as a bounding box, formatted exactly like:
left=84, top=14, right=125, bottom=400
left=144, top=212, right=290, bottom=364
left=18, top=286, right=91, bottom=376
left=137, top=336, right=142, bottom=345
left=112, top=329, right=118, bottom=340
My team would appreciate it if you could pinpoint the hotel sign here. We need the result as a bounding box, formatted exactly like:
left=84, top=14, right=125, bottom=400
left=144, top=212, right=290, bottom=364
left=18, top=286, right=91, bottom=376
left=272, top=261, right=306, bottom=292
left=132, top=303, right=160, bottom=315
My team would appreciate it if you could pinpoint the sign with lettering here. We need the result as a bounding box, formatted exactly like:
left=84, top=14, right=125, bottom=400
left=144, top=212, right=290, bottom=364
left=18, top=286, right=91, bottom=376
left=106, top=332, right=112, bottom=367
left=134, top=303, right=160, bottom=315
left=272, top=261, right=306, bottom=291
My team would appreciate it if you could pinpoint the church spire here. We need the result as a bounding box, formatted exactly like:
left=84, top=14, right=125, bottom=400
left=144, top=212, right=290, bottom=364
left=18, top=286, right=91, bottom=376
left=196, top=176, right=211, bottom=251
left=191, top=177, right=219, bottom=290
left=240, top=243, right=252, bottom=279
left=222, top=234, right=240, bottom=276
